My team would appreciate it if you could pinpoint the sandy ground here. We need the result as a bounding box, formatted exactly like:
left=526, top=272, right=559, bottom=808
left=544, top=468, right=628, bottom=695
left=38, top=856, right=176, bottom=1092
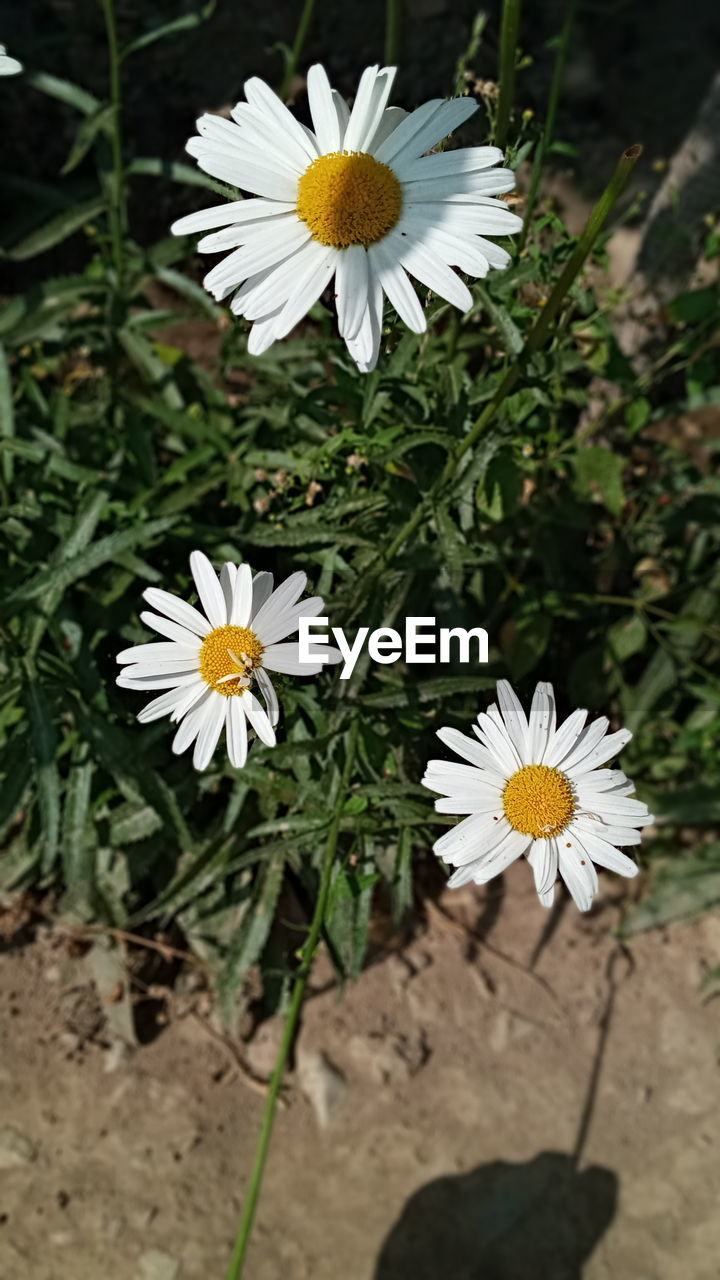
left=2, top=865, right=720, bottom=1280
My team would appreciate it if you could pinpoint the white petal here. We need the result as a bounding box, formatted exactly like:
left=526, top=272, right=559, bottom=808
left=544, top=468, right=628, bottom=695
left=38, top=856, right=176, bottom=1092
left=434, top=812, right=509, bottom=863
left=569, top=827, right=640, bottom=877
left=397, top=237, right=473, bottom=312
left=558, top=846, right=597, bottom=912
left=565, top=729, right=633, bottom=774
left=543, top=708, right=588, bottom=768
left=368, top=241, right=425, bottom=333
left=192, top=692, right=227, bottom=770
left=528, top=682, right=556, bottom=762
left=243, top=76, right=319, bottom=164
left=367, top=105, right=407, bottom=151
left=220, top=562, right=237, bottom=619
left=375, top=97, right=478, bottom=166
left=272, top=244, right=338, bottom=340
left=433, top=794, right=504, bottom=815
left=436, top=726, right=508, bottom=781
left=227, top=696, right=248, bottom=768
left=255, top=669, right=280, bottom=728
left=138, top=611, right=202, bottom=646
left=169, top=680, right=213, bottom=723
left=394, top=146, right=505, bottom=181
left=189, top=148, right=299, bottom=202
left=142, top=587, right=211, bottom=637
left=345, top=269, right=383, bottom=372
left=116, top=641, right=200, bottom=665
left=190, top=550, right=227, bottom=628
left=231, top=563, right=253, bottom=626
left=252, top=571, right=307, bottom=635
left=225, top=102, right=310, bottom=175
left=474, top=709, right=522, bottom=776
left=242, top=689, right=276, bottom=746
left=262, top=642, right=332, bottom=676
left=470, top=827, right=530, bottom=883
left=307, top=64, right=342, bottom=152
left=203, top=218, right=310, bottom=299
left=344, top=65, right=397, bottom=153
left=117, top=670, right=201, bottom=692
left=256, top=596, right=325, bottom=647
left=335, top=245, right=370, bottom=341
left=251, top=571, right=274, bottom=613
left=172, top=199, right=296, bottom=236
left=556, top=717, right=610, bottom=773
left=495, top=681, right=531, bottom=763
left=119, top=659, right=201, bottom=679
left=172, top=689, right=214, bottom=754
left=527, top=838, right=558, bottom=897
left=401, top=170, right=516, bottom=202
left=137, top=685, right=200, bottom=724
left=231, top=242, right=320, bottom=320
left=247, top=308, right=283, bottom=356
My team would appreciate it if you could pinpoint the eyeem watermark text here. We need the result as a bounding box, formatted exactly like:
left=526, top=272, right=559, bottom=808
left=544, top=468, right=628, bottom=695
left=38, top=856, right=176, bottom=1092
left=299, top=617, right=488, bottom=680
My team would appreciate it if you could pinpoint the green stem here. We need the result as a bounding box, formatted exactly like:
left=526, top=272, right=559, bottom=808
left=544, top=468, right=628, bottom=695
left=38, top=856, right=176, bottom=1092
left=519, top=0, right=578, bottom=250
left=99, top=0, right=125, bottom=289
left=495, top=0, right=522, bottom=152
left=384, top=0, right=402, bottom=65
left=279, top=0, right=317, bottom=101
left=374, top=144, right=642, bottom=572
left=224, top=718, right=360, bottom=1280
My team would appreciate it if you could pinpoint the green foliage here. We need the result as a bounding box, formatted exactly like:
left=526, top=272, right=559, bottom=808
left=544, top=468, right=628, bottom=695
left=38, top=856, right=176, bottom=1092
left=1, top=8, right=720, bottom=1025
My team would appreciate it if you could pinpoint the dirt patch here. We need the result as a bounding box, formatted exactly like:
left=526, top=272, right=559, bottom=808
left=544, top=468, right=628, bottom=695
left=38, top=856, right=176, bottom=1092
left=2, top=866, right=720, bottom=1279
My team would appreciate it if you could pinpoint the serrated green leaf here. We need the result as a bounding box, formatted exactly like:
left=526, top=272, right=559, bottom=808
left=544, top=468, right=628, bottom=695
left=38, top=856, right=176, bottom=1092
left=5, top=198, right=106, bottom=261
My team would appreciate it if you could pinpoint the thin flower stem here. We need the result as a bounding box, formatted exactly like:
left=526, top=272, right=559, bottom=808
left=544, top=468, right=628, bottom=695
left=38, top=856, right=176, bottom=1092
left=384, top=0, right=402, bottom=65
left=279, top=0, right=317, bottom=101
left=224, top=717, right=360, bottom=1280
left=495, top=0, right=522, bottom=151
left=99, top=0, right=125, bottom=290
left=376, top=145, right=642, bottom=571
left=519, top=0, right=578, bottom=250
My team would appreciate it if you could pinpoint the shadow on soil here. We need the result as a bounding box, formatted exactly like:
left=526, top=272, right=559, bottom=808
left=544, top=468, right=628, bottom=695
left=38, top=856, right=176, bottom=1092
left=373, top=1151, right=618, bottom=1280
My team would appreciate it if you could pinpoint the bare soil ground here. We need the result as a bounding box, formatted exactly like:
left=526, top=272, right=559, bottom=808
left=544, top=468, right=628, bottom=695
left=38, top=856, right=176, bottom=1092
left=2, top=865, right=719, bottom=1280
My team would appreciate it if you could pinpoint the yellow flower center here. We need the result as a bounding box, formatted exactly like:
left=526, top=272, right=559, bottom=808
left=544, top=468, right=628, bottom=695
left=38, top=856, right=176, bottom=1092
left=199, top=624, right=264, bottom=697
left=502, top=764, right=575, bottom=839
left=296, top=151, right=403, bottom=249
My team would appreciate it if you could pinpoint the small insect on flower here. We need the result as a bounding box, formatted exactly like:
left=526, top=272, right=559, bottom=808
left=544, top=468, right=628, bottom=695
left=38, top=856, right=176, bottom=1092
left=0, top=44, right=23, bottom=75
left=171, top=64, right=522, bottom=371
left=116, top=552, right=341, bottom=771
left=422, top=680, right=654, bottom=911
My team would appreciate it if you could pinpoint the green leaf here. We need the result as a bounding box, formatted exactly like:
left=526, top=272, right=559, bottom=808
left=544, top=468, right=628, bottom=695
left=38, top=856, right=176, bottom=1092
left=622, top=849, right=720, bottom=934
left=668, top=286, right=719, bottom=326
left=607, top=614, right=647, bottom=662
left=23, top=666, right=60, bottom=874
left=25, top=70, right=100, bottom=116
left=121, top=1, right=216, bottom=58
left=127, top=157, right=228, bottom=193
left=573, top=446, right=624, bottom=516
left=5, top=515, right=177, bottom=611
left=0, top=343, right=15, bottom=485
left=61, top=751, right=95, bottom=895
left=5, top=198, right=106, bottom=262
left=61, top=104, right=117, bottom=175
left=218, top=849, right=286, bottom=1024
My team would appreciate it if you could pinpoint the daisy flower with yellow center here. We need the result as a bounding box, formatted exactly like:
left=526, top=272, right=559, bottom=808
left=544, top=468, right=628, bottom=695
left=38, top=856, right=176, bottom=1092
left=116, top=551, right=340, bottom=771
left=171, top=64, right=522, bottom=371
left=422, top=680, right=653, bottom=912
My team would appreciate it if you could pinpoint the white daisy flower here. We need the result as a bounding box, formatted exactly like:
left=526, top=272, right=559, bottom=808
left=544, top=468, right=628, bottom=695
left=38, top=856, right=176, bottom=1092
left=0, top=44, right=23, bottom=75
left=116, top=551, right=341, bottom=771
left=422, top=680, right=653, bottom=912
left=171, top=64, right=522, bottom=372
